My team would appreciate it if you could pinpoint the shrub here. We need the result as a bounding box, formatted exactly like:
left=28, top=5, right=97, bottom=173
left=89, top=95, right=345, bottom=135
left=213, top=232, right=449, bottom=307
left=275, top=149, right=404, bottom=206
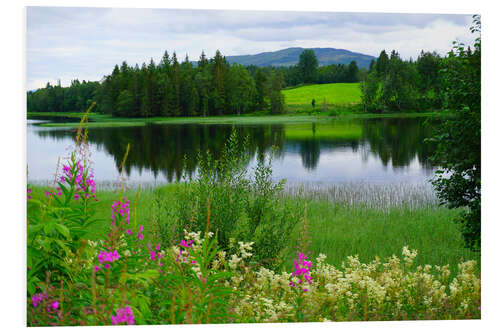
left=153, top=128, right=301, bottom=268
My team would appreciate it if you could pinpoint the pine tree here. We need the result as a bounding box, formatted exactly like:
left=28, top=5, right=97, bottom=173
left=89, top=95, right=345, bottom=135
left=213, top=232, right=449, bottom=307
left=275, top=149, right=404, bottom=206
left=169, top=53, right=181, bottom=116
left=212, top=50, right=227, bottom=115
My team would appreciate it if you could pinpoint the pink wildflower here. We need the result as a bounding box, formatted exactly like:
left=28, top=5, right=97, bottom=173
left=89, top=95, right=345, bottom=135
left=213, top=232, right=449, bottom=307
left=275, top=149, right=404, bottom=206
left=98, top=250, right=120, bottom=264
left=180, top=239, right=193, bottom=249
left=50, top=301, right=59, bottom=310
left=111, top=306, right=135, bottom=325
left=32, top=293, right=47, bottom=307
left=290, top=253, right=313, bottom=291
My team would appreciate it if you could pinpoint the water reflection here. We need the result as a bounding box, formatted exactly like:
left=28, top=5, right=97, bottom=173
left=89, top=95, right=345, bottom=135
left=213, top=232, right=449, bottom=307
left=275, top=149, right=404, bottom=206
left=28, top=117, right=438, bottom=184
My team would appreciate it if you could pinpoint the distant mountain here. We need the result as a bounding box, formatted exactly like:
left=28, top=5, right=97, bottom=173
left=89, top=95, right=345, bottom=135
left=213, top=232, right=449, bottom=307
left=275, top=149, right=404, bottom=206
left=225, top=47, right=376, bottom=68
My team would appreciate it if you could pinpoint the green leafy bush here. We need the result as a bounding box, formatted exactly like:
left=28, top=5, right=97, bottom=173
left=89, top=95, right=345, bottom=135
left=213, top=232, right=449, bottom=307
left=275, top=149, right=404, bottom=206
left=153, top=128, right=301, bottom=268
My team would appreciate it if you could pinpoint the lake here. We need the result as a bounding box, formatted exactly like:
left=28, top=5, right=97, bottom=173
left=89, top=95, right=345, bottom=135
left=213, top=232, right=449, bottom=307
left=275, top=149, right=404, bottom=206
left=27, top=116, right=438, bottom=186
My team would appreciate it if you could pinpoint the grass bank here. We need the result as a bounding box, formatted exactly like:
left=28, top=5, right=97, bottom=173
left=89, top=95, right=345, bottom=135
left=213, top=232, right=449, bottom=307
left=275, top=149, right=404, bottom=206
left=28, top=184, right=479, bottom=277
left=28, top=111, right=439, bottom=128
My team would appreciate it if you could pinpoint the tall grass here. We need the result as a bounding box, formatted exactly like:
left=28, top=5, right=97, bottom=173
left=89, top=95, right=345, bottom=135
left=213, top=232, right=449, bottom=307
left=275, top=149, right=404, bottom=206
left=29, top=180, right=478, bottom=278
left=284, top=181, right=439, bottom=210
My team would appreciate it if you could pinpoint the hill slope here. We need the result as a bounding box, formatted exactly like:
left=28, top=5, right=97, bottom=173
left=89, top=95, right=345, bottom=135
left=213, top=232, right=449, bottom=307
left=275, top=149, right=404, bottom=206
left=283, top=83, right=362, bottom=107
left=225, top=47, right=376, bottom=68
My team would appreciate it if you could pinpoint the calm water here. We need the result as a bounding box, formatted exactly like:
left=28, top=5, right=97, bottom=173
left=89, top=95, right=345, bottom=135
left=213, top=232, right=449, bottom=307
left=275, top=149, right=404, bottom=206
left=27, top=117, right=438, bottom=186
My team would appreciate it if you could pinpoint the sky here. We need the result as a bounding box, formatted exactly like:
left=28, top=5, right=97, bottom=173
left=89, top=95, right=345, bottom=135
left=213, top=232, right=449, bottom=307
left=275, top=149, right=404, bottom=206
left=26, top=7, right=476, bottom=90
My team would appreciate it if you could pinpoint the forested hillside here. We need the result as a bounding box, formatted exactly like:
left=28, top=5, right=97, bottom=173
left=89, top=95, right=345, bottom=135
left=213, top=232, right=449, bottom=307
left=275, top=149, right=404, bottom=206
left=226, top=47, right=375, bottom=68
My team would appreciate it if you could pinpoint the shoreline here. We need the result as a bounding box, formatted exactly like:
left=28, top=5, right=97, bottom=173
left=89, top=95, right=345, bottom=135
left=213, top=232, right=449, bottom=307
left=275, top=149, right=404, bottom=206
left=27, top=110, right=440, bottom=128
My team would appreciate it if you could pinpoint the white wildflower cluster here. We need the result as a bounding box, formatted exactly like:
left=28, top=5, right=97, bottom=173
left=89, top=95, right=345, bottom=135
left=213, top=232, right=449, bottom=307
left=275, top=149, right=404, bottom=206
left=238, top=241, right=254, bottom=259
left=228, top=241, right=254, bottom=270
left=163, top=233, right=480, bottom=322
left=223, top=245, right=480, bottom=322
left=402, top=246, right=418, bottom=267
left=449, top=260, right=480, bottom=313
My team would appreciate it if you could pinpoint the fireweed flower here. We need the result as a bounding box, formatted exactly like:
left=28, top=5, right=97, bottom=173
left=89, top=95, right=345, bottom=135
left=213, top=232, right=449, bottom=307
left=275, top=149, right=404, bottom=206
left=290, top=253, right=313, bottom=291
left=111, top=198, right=130, bottom=225
left=111, top=306, right=135, bottom=325
left=50, top=301, right=59, bottom=310
left=32, top=293, right=47, bottom=307
left=98, top=250, right=120, bottom=264
left=59, top=157, right=97, bottom=201
left=136, top=225, right=144, bottom=241
left=176, top=239, right=194, bottom=263
left=97, top=250, right=120, bottom=270
left=180, top=239, right=193, bottom=249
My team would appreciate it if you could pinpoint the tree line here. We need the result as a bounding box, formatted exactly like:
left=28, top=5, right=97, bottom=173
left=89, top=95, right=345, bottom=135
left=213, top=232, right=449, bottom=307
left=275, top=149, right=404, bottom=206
left=27, top=50, right=288, bottom=117
left=27, top=49, right=364, bottom=117
left=274, top=49, right=361, bottom=87
left=27, top=47, right=452, bottom=116
left=361, top=49, right=443, bottom=112
left=27, top=79, right=100, bottom=114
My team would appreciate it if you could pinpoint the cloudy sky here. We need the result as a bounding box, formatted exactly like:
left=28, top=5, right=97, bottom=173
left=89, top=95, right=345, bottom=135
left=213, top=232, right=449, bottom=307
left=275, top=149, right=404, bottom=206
left=26, top=7, right=476, bottom=90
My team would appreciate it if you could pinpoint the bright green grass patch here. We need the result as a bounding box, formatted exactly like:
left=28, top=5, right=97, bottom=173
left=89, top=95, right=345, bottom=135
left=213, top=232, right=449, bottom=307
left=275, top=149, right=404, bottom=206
left=286, top=198, right=479, bottom=276
left=284, top=122, right=363, bottom=141
left=283, top=83, right=362, bottom=107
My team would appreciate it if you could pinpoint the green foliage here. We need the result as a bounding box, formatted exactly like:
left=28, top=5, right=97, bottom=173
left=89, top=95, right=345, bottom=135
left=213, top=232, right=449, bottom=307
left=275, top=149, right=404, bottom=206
left=27, top=79, right=100, bottom=113
left=380, top=51, right=419, bottom=111
left=153, top=128, right=300, bottom=268
left=269, top=71, right=286, bottom=115
left=116, top=90, right=134, bottom=117
left=361, top=48, right=443, bottom=112
left=297, top=49, right=319, bottom=83
left=149, top=233, right=236, bottom=324
left=27, top=151, right=100, bottom=295
left=430, top=15, right=481, bottom=250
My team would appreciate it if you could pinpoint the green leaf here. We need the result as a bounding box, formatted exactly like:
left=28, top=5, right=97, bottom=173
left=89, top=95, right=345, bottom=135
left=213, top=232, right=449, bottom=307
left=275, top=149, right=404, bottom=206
left=54, top=223, right=70, bottom=239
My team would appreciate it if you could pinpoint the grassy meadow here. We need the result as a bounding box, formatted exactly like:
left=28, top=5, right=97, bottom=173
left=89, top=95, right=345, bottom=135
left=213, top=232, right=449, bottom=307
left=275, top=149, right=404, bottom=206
left=282, top=83, right=362, bottom=112
left=28, top=183, right=479, bottom=278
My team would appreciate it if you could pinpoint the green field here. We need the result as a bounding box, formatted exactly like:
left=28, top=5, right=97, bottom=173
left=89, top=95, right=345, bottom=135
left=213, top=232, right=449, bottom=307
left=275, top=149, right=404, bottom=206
left=283, top=83, right=362, bottom=109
